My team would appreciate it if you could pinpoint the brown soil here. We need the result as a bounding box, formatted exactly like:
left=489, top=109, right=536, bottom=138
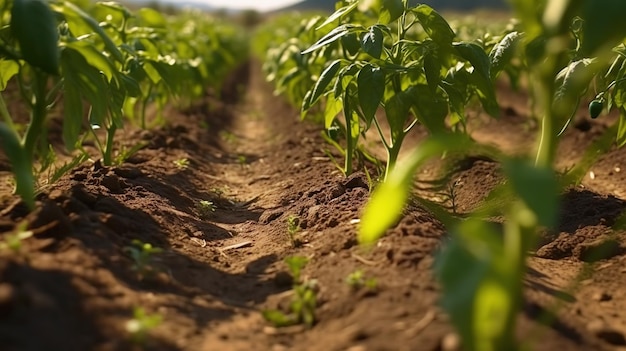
left=1, top=61, right=625, bottom=351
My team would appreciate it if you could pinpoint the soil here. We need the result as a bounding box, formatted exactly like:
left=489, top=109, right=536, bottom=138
left=0, top=60, right=625, bottom=351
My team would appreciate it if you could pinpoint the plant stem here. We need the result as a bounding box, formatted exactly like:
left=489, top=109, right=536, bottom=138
left=23, top=71, right=48, bottom=160
left=103, top=124, right=117, bottom=166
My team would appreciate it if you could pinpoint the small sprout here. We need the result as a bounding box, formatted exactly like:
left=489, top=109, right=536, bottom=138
left=220, top=131, right=237, bottom=144
left=0, top=221, right=33, bottom=254
left=263, top=256, right=317, bottom=328
left=125, top=307, right=163, bottom=345
left=345, top=269, right=378, bottom=292
left=237, top=154, right=247, bottom=167
left=123, top=240, right=163, bottom=280
left=173, top=158, right=190, bottom=170
left=286, top=215, right=302, bottom=247
left=196, top=200, right=216, bottom=218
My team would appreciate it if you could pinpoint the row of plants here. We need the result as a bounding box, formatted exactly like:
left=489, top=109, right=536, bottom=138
left=0, top=0, right=248, bottom=210
left=257, top=0, right=626, bottom=350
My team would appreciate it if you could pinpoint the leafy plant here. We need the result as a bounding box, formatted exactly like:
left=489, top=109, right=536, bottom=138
left=123, top=239, right=163, bottom=280
left=286, top=214, right=302, bottom=247
left=345, top=269, right=378, bottom=292
left=173, top=157, right=190, bottom=170
left=196, top=200, right=216, bottom=218
left=125, top=306, right=163, bottom=346
left=357, top=1, right=626, bottom=351
left=263, top=256, right=317, bottom=328
left=0, top=221, right=33, bottom=254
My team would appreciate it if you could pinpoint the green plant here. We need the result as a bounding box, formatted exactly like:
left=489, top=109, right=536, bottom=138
left=286, top=215, right=302, bottom=247
left=345, top=269, right=378, bottom=291
left=173, top=157, right=190, bottom=170
left=196, top=200, right=216, bottom=218
left=357, top=1, right=626, bottom=351
left=123, top=239, right=163, bottom=279
left=0, top=221, right=33, bottom=254
left=263, top=256, right=317, bottom=327
left=0, top=1, right=248, bottom=210
left=125, top=306, right=163, bottom=346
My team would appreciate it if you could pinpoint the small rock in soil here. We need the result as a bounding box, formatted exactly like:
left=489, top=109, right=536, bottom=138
left=70, top=185, right=98, bottom=207
left=591, top=291, right=612, bottom=302
left=100, top=173, right=124, bottom=193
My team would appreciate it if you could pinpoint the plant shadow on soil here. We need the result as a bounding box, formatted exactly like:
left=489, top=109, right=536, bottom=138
left=0, top=60, right=625, bottom=351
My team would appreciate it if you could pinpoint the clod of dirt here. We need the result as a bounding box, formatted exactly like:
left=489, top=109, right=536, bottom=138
left=100, top=173, right=125, bottom=193
left=28, top=200, right=72, bottom=238
left=575, top=238, right=623, bottom=262
left=113, top=166, right=144, bottom=179
left=587, top=320, right=626, bottom=346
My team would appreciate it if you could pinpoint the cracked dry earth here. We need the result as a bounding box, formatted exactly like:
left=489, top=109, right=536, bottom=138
left=0, top=61, right=625, bottom=351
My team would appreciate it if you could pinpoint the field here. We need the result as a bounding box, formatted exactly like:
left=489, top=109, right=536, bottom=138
left=1, top=1, right=626, bottom=351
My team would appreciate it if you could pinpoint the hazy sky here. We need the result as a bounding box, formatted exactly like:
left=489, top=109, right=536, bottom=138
left=182, top=0, right=302, bottom=11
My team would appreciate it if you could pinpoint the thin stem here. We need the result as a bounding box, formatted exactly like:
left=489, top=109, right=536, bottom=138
left=23, top=71, right=48, bottom=158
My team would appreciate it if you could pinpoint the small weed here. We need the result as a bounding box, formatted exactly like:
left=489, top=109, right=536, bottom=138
left=263, top=256, right=317, bottom=327
left=286, top=215, right=302, bottom=247
left=123, top=240, right=163, bottom=280
left=345, top=270, right=378, bottom=292
left=114, top=142, right=147, bottom=165
left=196, top=200, right=216, bottom=218
left=220, top=130, right=237, bottom=144
left=173, top=158, right=190, bottom=170
left=0, top=221, right=33, bottom=254
left=125, top=307, right=163, bottom=346
left=237, top=154, right=247, bottom=167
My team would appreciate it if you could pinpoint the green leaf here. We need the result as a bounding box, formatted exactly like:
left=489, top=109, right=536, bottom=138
left=0, top=123, right=34, bottom=209
left=384, top=90, right=411, bottom=140
left=434, top=218, right=517, bottom=351
left=11, top=0, right=59, bottom=75
left=63, top=82, right=83, bottom=150
left=359, top=133, right=474, bottom=245
left=0, top=60, right=20, bottom=90
left=304, top=59, right=342, bottom=114
left=489, top=31, right=523, bottom=80
left=423, top=51, right=442, bottom=92
left=407, top=84, right=448, bottom=134
left=324, top=95, right=343, bottom=129
left=63, top=41, right=117, bottom=82
left=302, top=24, right=359, bottom=55
left=503, top=160, right=558, bottom=227
left=454, top=42, right=491, bottom=82
left=341, top=32, right=361, bottom=56
left=315, top=1, right=359, bottom=30
left=52, top=2, right=125, bottom=64
left=380, top=0, right=404, bottom=24
left=357, top=64, right=385, bottom=124
left=361, top=25, right=384, bottom=59
left=413, top=5, right=455, bottom=46
left=553, top=58, right=600, bottom=131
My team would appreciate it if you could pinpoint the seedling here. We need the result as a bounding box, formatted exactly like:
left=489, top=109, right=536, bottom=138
left=286, top=215, right=302, bottom=247
left=196, top=200, right=216, bottom=219
left=345, top=269, right=378, bottom=292
left=262, top=256, right=317, bottom=327
left=219, top=131, right=237, bottom=144
left=0, top=221, right=33, bottom=254
left=173, top=158, right=190, bottom=170
left=237, top=154, right=247, bottom=167
left=123, top=240, right=163, bottom=280
left=125, top=307, right=163, bottom=346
